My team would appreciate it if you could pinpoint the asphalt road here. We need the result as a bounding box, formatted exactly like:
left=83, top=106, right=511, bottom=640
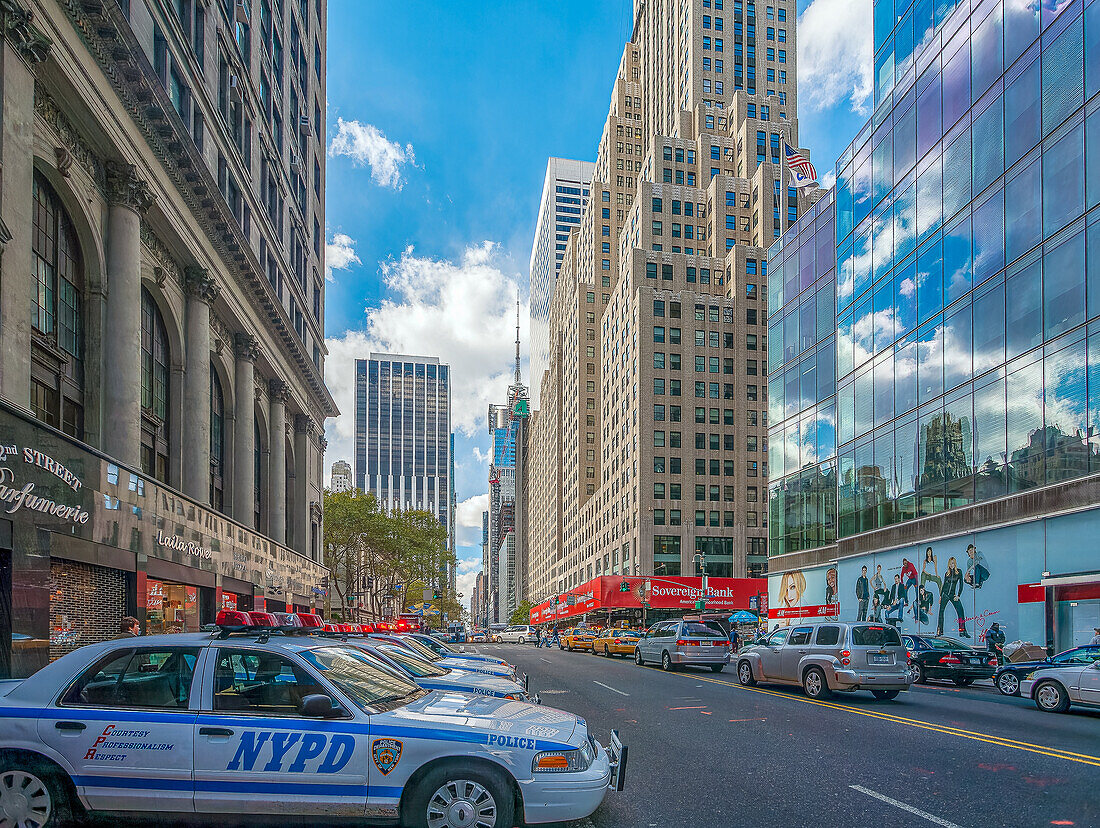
left=483, top=642, right=1100, bottom=828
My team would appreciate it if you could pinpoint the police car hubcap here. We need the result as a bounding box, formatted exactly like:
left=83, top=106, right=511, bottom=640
left=427, top=779, right=496, bottom=828
left=0, top=770, right=51, bottom=827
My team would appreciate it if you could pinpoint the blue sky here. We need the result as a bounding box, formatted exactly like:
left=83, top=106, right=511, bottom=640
left=322, top=0, right=873, bottom=601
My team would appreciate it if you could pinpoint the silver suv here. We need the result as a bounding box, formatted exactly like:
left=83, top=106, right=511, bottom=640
left=498, top=625, right=535, bottom=644
left=736, top=622, right=911, bottom=700
left=634, top=619, right=731, bottom=672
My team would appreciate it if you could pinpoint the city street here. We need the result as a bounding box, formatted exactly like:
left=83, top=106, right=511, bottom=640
left=486, top=643, right=1100, bottom=828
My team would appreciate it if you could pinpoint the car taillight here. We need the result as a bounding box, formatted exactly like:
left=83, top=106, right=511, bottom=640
left=676, top=639, right=700, bottom=646
left=939, top=655, right=961, bottom=664
left=840, top=649, right=851, bottom=666
left=614, top=639, right=622, bottom=644
left=714, top=641, right=726, bottom=646
left=988, top=657, right=998, bottom=666
left=906, top=650, right=912, bottom=659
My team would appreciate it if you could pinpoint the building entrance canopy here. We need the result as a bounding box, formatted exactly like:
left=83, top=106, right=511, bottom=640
left=530, top=575, right=767, bottom=624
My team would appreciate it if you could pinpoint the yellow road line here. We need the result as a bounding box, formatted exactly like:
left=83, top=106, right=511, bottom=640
left=677, top=672, right=1100, bottom=768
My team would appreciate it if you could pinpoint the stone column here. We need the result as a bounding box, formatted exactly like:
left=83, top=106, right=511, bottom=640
left=102, top=161, right=155, bottom=468
left=232, top=333, right=259, bottom=525
left=0, top=3, right=50, bottom=410
left=294, top=414, right=313, bottom=556
left=181, top=268, right=219, bottom=502
left=268, top=379, right=288, bottom=544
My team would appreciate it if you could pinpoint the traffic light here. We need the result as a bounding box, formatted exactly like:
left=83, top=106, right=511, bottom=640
left=433, top=589, right=441, bottom=600
left=619, top=580, right=630, bottom=593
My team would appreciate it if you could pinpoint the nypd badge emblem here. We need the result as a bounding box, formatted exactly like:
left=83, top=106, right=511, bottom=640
left=372, top=738, right=402, bottom=775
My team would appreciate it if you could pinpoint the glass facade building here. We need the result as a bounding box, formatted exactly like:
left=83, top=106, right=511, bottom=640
left=766, top=0, right=1100, bottom=651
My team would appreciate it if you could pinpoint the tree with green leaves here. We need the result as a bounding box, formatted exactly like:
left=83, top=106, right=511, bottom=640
left=509, top=600, right=535, bottom=626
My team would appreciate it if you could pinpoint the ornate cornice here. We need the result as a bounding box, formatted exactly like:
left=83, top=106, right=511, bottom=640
left=233, top=332, right=260, bottom=363
left=268, top=378, right=290, bottom=404
left=105, top=160, right=155, bottom=214
left=139, top=221, right=183, bottom=289
left=183, top=266, right=220, bottom=304
left=33, top=82, right=103, bottom=187
left=1, top=0, right=51, bottom=65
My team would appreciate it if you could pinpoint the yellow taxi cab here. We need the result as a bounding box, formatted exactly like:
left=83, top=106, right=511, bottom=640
left=561, top=626, right=598, bottom=652
left=592, top=627, right=643, bottom=658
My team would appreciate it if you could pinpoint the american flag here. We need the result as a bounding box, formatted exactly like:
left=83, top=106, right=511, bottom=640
left=784, top=143, right=818, bottom=188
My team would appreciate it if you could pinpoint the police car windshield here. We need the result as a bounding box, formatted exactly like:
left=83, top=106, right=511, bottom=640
left=299, top=646, right=425, bottom=711
left=417, top=635, right=458, bottom=654
left=400, top=637, right=447, bottom=661
left=376, top=644, right=447, bottom=677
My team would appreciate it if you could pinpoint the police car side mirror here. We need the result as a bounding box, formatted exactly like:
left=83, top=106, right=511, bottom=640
left=299, top=693, right=342, bottom=718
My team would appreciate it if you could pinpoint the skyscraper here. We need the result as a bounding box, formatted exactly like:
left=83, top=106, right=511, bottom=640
left=354, top=354, right=452, bottom=543
left=528, top=2, right=814, bottom=601
left=765, top=0, right=1100, bottom=651
left=330, top=460, right=353, bottom=492
left=530, top=158, right=596, bottom=403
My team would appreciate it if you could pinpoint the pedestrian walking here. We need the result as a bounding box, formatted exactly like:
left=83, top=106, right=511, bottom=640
left=115, top=616, right=140, bottom=638
left=1089, top=627, right=1100, bottom=645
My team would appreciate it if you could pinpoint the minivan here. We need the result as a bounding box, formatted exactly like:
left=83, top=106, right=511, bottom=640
left=634, top=619, right=731, bottom=672
left=498, top=625, right=536, bottom=644
left=736, top=622, right=910, bottom=699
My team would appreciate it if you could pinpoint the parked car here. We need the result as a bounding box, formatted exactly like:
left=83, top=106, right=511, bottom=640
left=902, top=634, right=997, bottom=686
left=737, top=623, right=910, bottom=699
left=498, top=625, right=537, bottom=644
left=471, top=630, right=488, bottom=642
left=0, top=611, right=626, bottom=828
left=592, top=628, right=643, bottom=657
left=994, top=645, right=1100, bottom=696
left=635, top=619, right=730, bottom=673
left=1023, top=661, right=1100, bottom=713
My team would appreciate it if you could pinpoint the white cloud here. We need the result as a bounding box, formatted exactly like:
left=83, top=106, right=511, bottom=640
left=325, top=233, right=361, bottom=281
left=456, top=493, right=489, bottom=548
left=323, top=243, right=528, bottom=482
left=328, top=118, right=415, bottom=189
left=798, top=0, right=873, bottom=114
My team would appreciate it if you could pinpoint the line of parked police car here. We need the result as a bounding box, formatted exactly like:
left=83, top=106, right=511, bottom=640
left=490, top=621, right=1100, bottom=714
left=0, top=610, right=627, bottom=828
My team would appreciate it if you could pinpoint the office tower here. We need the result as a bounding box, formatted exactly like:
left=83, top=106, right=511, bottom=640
left=765, top=0, right=1100, bottom=649
left=529, top=1, right=813, bottom=602
left=530, top=158, right=596, bottom=401
left=0, top=0, right=334, bottom=677
left=354, top=354, right=452, bottom=543
left=330, top=460, right=353, bottom=492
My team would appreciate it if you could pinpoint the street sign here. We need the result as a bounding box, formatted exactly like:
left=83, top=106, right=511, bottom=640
left=423, top=587, right=433, bottom=601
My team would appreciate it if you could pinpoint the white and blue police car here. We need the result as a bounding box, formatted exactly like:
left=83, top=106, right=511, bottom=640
left=353, top=640, right=539, bottom=704
left=403, top=634, right=513, bottom=669
left=0, top=611, right=625, bottom=828
left=371, top=634, right=522, bottom=683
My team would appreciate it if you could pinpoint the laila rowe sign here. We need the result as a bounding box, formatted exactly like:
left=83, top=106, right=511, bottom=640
left=0, top=444, right=90, bottom=525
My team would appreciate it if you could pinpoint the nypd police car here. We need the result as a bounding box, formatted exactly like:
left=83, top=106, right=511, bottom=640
left=359, top=640, right=539, bottom=704
left=404, top=634, right=513, bottom=668
left=372, top=634, right=522, bottom=683
left=0, top=611, right=625, bottom=827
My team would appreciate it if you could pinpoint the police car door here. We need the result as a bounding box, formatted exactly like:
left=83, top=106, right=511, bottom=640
left=193, top=645, right=368, bottom=815
left=37, top=644, right=200, bottom=812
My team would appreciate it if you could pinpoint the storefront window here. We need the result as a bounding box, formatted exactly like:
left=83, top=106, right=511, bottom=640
left=146, top=579, right=199, bottom=634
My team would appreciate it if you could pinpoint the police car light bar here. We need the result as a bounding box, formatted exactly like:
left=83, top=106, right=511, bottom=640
left=271, top=612, right=304, bottom=633
left=295, top=612, right=325, bottom=631
left=214, top=609, right=252, bottom=632
left=247, top=611, right=279, bottom=629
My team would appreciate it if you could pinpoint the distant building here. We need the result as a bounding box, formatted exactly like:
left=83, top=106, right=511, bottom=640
left=530, top=158, right=595, bottom=403
left=330, top=460, right=353, bottom=493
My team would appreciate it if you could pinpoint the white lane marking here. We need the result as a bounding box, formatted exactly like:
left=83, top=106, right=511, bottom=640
left=593, top=680, right=630, bottom=697
left=850, top=785, right=963, bottom=828
left=539, top=657, right=552, bottom=663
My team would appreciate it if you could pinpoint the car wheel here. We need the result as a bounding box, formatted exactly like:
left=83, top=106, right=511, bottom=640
left=405, top=763, right=514, bottom=828
left=604, top=645, right=611, bottom=657
left=996, top=672, right=1020, bottom=696
left=737, top=660, right=756, bottom=686
left=909, top=662, right=926, bottom=684
left=0, top=761, right=73, bottom=828
left=952, top=677, right=974, bottom=687
left=802, top=666, right=832, bottom=699
left=1034, top=680, right=1070, bottom=714
left=634, top=648, right=643, bottom=666
left=518, top=637, right=525, bottom=645
left=871, top=689, right=901, bottom=700
left=661, top=651, right=676, bottom=672
left=710, top=664, right=724, bottom=673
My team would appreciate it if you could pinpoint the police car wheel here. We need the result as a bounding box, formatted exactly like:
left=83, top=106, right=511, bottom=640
left=408, top=764, right=514, bottom=828
left=0, top=762, right=72, bottom=828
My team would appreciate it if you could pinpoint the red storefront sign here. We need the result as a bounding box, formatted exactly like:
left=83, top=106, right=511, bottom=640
left=771, top=603, right=841, bottom=619
left=530, top=575, right=767, bottom=624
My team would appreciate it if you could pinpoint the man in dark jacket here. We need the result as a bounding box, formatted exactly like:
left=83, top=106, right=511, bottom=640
left=115, top=616, right=140, bottom=638
left=986, top=622, right=1006, bottom=664
left=855, top=566, right=870, bottom=621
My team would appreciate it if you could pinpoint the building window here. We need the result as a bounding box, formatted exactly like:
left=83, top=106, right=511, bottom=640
left=210, top=365, right=225, bottom=511
left=140, top=287, right=171, bottom=483
left=31, top=172, right=86, bottom=438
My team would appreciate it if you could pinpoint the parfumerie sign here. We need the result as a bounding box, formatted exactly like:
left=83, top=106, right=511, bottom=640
left=0, top=444, right=90, bottom=525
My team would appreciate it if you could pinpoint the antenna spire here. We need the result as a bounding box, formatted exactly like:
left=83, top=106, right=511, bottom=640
left=514, top=296, right=522, bottom=386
